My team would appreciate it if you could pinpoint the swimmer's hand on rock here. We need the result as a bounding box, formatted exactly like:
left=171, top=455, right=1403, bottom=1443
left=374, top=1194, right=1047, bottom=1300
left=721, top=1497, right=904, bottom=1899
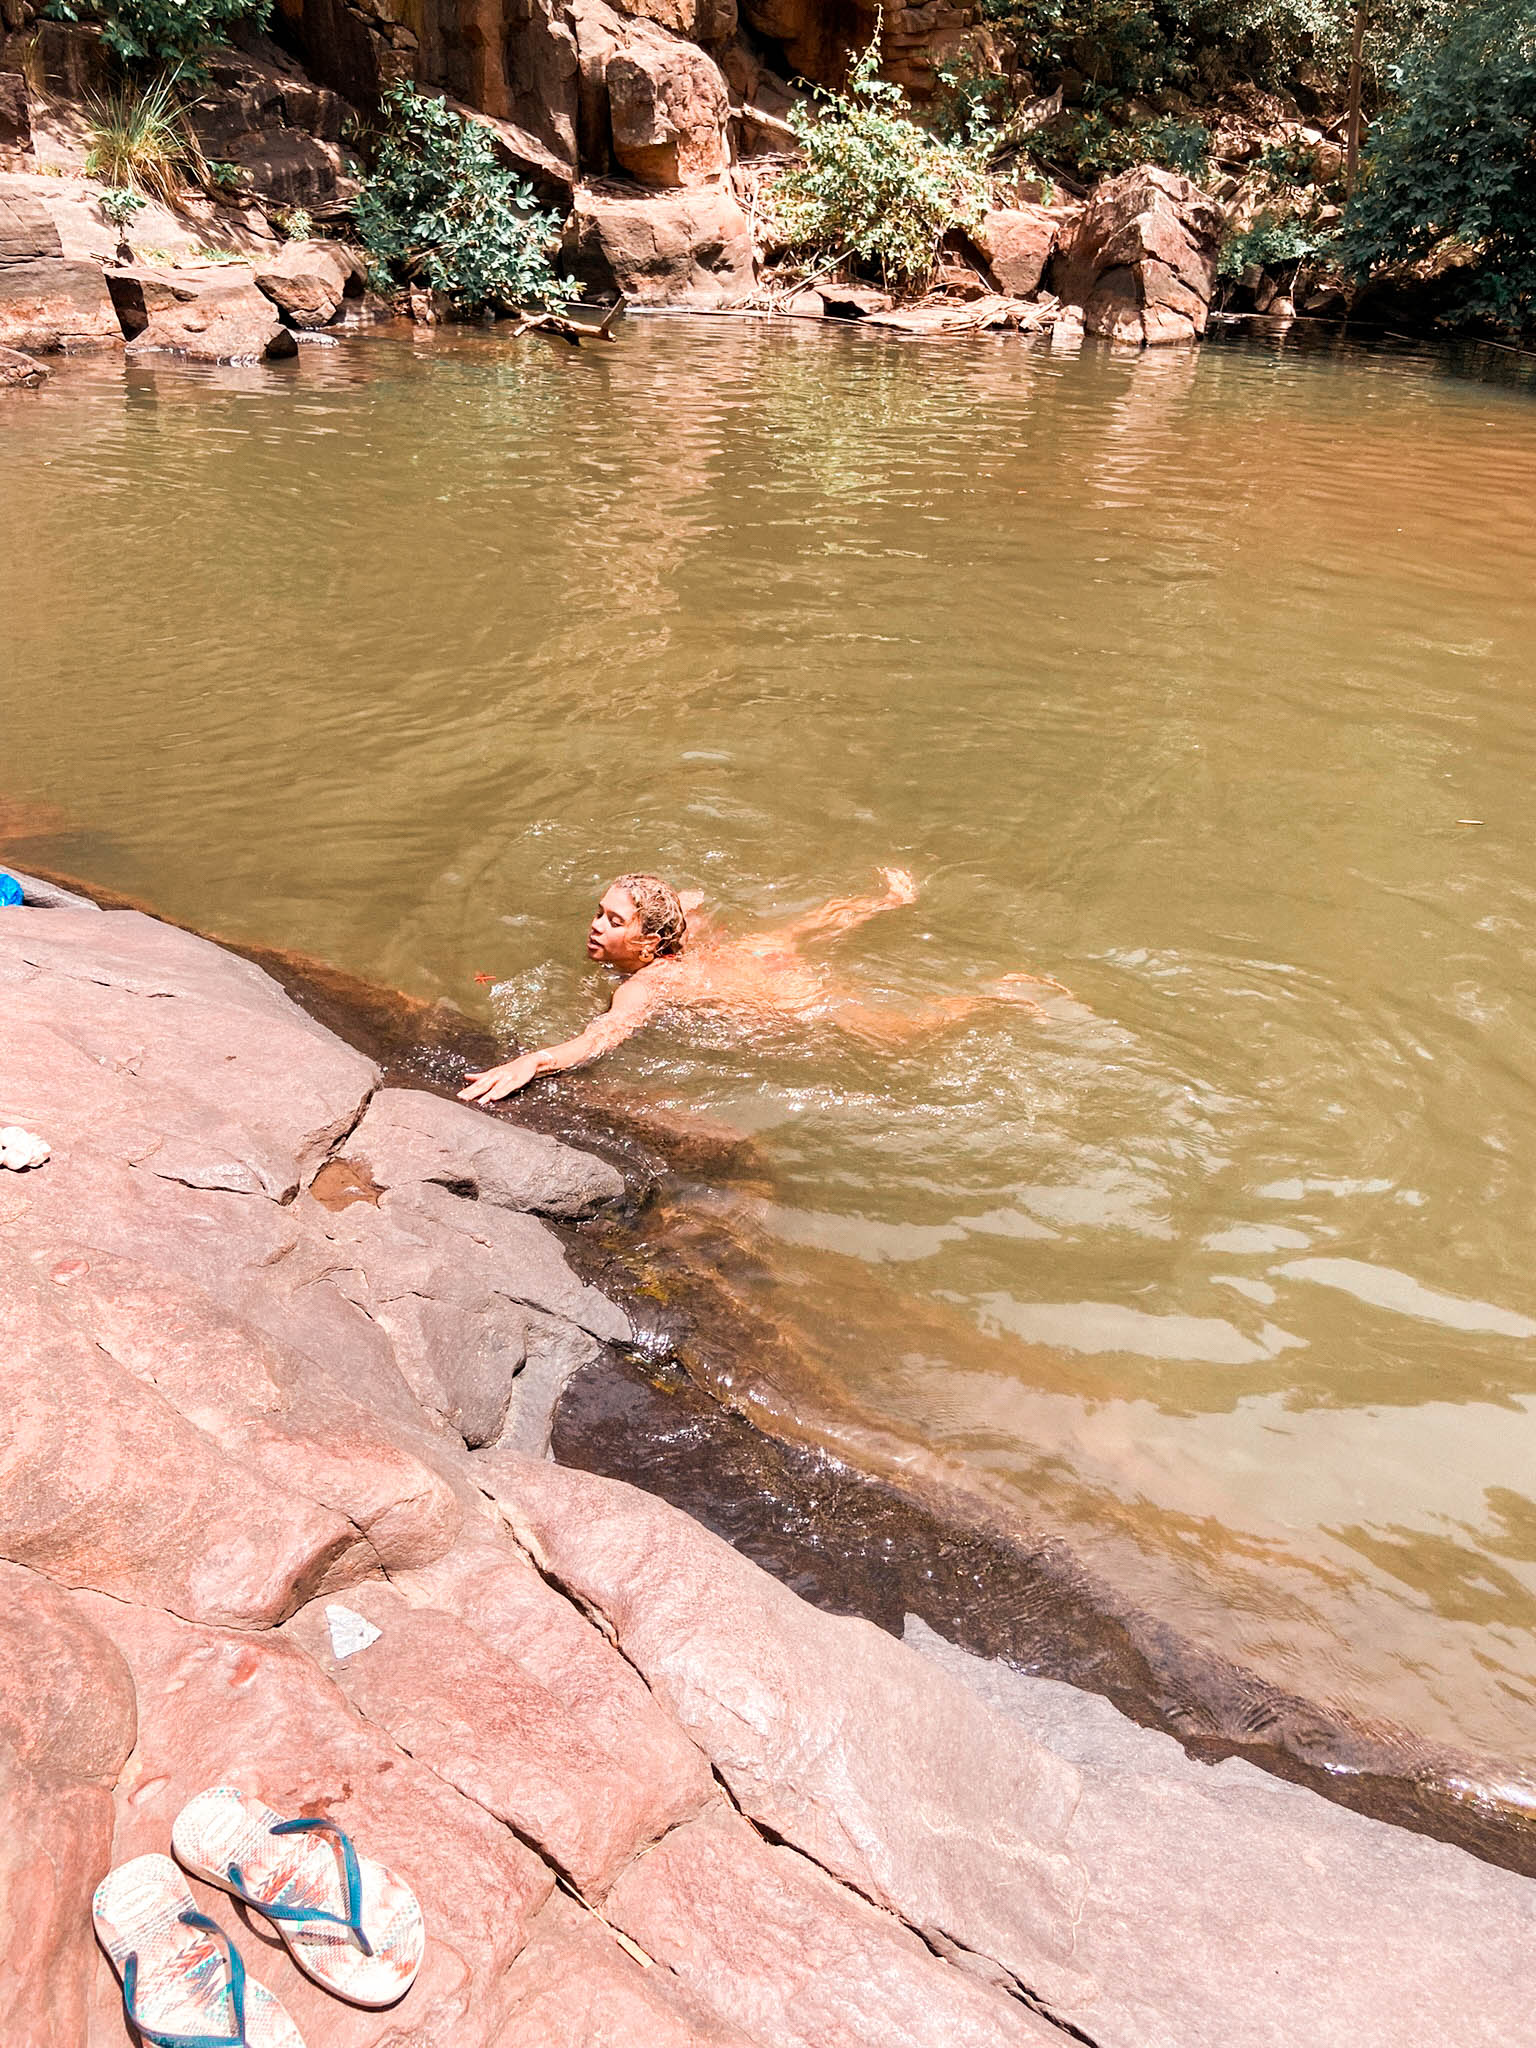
left=458, top=1052, right=544, bottom=1104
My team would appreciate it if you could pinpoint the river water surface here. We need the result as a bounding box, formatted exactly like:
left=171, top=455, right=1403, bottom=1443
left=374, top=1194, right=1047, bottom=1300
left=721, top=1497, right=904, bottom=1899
left=5, top=319, right=1536, bottom=1801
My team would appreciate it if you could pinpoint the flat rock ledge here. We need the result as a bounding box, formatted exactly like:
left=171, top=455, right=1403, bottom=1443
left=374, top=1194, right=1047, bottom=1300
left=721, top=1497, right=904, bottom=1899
left=1, top=897, right=1531, bottom=2047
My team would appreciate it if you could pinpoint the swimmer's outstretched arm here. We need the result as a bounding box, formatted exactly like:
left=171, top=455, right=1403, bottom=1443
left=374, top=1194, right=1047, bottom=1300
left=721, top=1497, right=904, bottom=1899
left=458, top=973, right=658, bottom=1103
left=781, top=866, right=918, bottom=944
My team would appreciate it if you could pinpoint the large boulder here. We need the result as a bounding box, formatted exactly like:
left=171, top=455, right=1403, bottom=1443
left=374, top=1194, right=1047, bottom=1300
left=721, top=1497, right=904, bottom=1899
left=572, top=0, right=731, bottom=187
left=607, top=20, right=731, bottom=186
left=567, top=181, right=753, bottom=305
left=1052, top=163, right=1224, bottom=345
left=0, top=186, right=120, bottom=351
left=123, top=273, right=300, bottom=361
left=968, top=202, right=1064, bottom=299
left=253, top=235, right=363, bottom=324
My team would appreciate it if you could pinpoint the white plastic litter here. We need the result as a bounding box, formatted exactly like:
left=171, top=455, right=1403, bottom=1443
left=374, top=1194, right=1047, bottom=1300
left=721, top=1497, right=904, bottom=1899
left=0, top=1126, right=49, bottom=1171
left=325, top=1604, right=382, bottom=1660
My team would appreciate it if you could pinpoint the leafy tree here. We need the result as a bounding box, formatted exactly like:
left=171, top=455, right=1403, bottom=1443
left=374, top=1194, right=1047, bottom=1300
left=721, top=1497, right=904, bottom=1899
left=353, top=84, right=571, bottom=316
left=977, top=0, right=1450, bottom=105
left=768, top=34, right=990, bottom=288
left=49, top=0, right=268, bottom=68
left=1341, top=0, right=1536, bottom=327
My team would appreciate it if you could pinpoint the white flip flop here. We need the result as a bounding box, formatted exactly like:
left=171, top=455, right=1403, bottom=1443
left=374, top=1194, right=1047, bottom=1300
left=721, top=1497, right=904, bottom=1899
left=173, top=1788, right=423, bottom=2009
left=93, top=1853, right=305, bottom=2048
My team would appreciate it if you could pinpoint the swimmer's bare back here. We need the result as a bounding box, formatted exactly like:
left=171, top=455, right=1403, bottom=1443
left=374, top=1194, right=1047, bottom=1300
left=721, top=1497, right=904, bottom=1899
left=458, top=868, right=1072, bottom=1104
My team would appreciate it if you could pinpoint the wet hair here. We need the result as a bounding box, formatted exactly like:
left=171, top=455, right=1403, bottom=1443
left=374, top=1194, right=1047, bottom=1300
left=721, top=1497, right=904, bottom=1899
left=611, top=872, right=687, bottom=956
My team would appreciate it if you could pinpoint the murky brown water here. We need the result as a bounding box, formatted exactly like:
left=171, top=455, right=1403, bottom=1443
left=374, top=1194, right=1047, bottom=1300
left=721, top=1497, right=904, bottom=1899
left=5, top=318, right=1536, bottom=1798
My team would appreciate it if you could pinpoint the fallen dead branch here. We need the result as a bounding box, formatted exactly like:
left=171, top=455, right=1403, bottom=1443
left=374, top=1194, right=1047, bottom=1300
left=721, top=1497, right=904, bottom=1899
left=507, top=295, right=625, bottom=345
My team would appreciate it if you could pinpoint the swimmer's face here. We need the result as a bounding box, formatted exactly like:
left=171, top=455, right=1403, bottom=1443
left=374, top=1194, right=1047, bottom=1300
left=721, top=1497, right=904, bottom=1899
left=587, top=886, right=656, bottom=972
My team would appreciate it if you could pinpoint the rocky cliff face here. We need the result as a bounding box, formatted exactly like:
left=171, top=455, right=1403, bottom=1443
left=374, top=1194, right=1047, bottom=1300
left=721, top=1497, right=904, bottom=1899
left=262, top=0, right=1021, bottom=304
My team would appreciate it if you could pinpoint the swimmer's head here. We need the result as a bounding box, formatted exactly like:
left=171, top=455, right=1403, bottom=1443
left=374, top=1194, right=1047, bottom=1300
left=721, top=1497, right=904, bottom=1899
left=588, top=873, right=687, bottom=972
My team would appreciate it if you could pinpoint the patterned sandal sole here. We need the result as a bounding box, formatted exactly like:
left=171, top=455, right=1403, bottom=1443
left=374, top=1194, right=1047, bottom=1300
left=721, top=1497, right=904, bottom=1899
left=173, top=1787, right=424, bottom=2009
left=93, top=1852, right=305, bottom=2048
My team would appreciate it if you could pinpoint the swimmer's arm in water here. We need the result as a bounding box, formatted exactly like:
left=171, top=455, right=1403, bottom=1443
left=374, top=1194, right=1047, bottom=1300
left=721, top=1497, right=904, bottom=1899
left=781, top=866, right=919, bottom=944
left=458, top=973, right=659, bottom=1103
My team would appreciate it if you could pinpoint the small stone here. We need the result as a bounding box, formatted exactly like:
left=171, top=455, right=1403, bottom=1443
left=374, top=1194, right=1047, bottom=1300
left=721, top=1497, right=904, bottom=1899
left=0, top=342, right=46, bottom=384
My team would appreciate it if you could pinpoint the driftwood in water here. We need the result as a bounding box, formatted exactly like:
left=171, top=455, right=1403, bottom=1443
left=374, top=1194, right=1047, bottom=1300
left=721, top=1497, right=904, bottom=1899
left=509, top=296, right=625, bottom=346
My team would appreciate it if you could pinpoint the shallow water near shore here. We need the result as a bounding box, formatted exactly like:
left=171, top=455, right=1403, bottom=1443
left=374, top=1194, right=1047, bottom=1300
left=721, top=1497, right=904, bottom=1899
left=5, top=318, right=1536, bottom=1803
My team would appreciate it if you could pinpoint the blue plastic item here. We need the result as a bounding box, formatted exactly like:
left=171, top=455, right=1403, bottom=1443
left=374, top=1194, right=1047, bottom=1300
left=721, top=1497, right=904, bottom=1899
left=0, top=872, right=24, bottom=908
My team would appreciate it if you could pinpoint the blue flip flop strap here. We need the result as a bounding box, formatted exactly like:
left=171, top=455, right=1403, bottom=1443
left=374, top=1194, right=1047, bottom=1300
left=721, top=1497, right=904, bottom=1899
left=123, top=1908, right=248, bottom=2048
left=228, top=1813, right=374, bottom=1958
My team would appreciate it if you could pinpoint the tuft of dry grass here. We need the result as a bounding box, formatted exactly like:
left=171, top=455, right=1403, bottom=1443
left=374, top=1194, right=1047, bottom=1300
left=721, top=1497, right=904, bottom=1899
left=85, top=71, right=205, bottom=206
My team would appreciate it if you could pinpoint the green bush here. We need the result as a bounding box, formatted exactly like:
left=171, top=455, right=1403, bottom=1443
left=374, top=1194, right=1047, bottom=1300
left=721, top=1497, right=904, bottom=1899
left=1218, top=205, right=1324, bottom=274
left=768, top=34, right=991, bottom=288
left=49, top=0, right=268, bottom=68
left=353, top=83, right=571, bottom=316
left=1045, top=103, right=1211, bottom=176
left=1340, top=0, right=1536, bottom=328
left=978, top=0, right=1451, bottom=105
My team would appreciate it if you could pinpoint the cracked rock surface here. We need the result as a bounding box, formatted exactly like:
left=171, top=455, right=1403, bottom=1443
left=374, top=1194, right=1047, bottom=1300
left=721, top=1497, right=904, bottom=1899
left=1, top=905, right=1532, bottom=2046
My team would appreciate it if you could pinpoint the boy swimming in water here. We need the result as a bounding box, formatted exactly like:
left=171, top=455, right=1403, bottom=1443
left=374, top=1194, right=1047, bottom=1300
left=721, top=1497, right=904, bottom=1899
left=458, top=868, right=1064, bottom=1103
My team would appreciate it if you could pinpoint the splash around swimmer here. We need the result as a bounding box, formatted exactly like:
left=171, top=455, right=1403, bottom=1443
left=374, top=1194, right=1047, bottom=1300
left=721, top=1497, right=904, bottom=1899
left=458, top=869, right=1070, bottom=1105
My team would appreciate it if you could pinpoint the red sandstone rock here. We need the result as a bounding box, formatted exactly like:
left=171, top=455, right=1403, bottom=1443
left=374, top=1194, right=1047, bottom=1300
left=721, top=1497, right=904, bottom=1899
left=347, top=1085, right=625, bottom=1218
left=568, top=182, right=752, bottom=304
left=492, top=1889, right=763, bottom=2046
left=0, top=187, right=121, bottom=351
left=0, top=909, right=378, bottom=1199
left=910, top=1618, right=1536, bottom=2048
left=0, top=1566, right=135, bottom=2048
left=398, top=1538, right=715, bottom=1816
left=1052, top=164, right=1224, bottom=345
left=483, top=1453, right=1093, bottom=2010
left=52, top=1256, right=468, bottom=1574
left=604, top=1802, right=1064, bottom=2047
left=969, top=204, right=1061, bottom=299
left=318, top=1172, right=629, bottom=1374
left=817, top=282, right=893, bottom=317
left=125, top=274, right=300, bottom=361
left=285, top=1579, right=708, bottom=1894
left=0, top=1264, right=363, bottom=1626
left=612, top=0, right=737, bottom=41
left=253, top=236, right=361, bottom=324
left=606, top=19, right=731, bottom=186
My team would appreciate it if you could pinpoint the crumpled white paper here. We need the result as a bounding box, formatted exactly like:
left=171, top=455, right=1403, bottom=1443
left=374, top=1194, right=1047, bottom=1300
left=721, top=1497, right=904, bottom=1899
left=325, top=1603, right=382, bottom=1660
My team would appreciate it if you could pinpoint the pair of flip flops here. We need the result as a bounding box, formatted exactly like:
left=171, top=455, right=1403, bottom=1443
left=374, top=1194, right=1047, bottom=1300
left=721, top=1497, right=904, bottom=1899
left=93, top=1787, right=424, bottom=2047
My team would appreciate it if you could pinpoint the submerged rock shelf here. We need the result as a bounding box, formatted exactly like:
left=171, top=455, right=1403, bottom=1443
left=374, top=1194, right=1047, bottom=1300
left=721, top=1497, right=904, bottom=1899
left=1, top=882, right=1532, bottom=2046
